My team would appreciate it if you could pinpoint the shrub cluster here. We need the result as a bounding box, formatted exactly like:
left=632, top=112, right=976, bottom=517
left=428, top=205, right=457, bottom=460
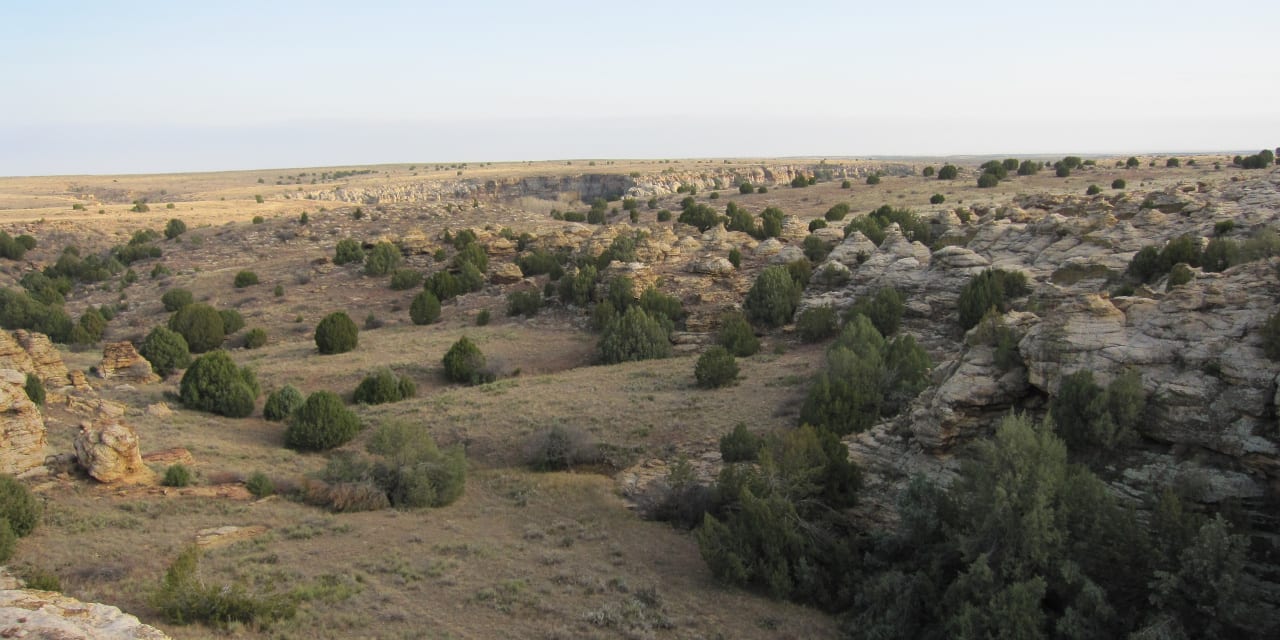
left=1236, top=149, right=1274, bottom=169
left=389, top=268, right=422, bottom=290
left=957, top=268, right=1030, bottom=330
left=0, top=232, right=35, bottom=260
left=410, top=290, right=442, bottom=325
left=796, top=306, right=839, bottom=343
left=843, top=204, right=932, bottom=246
left=243, top=327, right=267, bottom=349
left=314, top=421, right=466, bottom=510
left=233, top=271, right=259, bottom=288
left=0, top=474, right=40, bottom=562
left=179, top=350, right=258, bottom=418
left=285, top=391, right=360, bottom=451
left=149, top=546, right=295, bottom=628
left=443, top=336, right=493, bottom=385
left=525, top=424, right=600, bottom=471
left=1050, top=369, right=1146, bottom=451
left=716, top=310, right=760, bottom=357
left=263, top=385, right=304, bottom=421
left=363, top=242, right=403, bottom=276
left=0, top=288, right=72, bottom=343
left=353, top=368, right=416, bottom=405
left=506, top=289, right=543, bottom=317
left=333, top=239, right=365, bottom=265
left=800, top=314, right=930, bottom=435
left=743, top=265, right=802, bottom=329
left=599, top=306, right=673, bottom=364
left=23, top=373, right=45, bottom=406
left=140, top=326, right=191, bottom=376
left=161, top=287, right=194, bottom=312
left=314, top=311, right=358, bottom=354
left=168, top=303, right=225, bottom=353
left=694, top=346, right=739, bottom=388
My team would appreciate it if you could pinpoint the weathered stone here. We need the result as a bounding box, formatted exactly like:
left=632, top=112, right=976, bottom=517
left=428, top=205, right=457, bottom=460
left=489, top=262, right=525, bottom=285
left=73, top=418, right=155, bottom=485
left=753, top=237, right=784, bottom=257
left=146, top=402, right=174, bottom=417
left=0, top=332, right=37, bottom=375
left=143, top=447, right=194, bottom=466
left=686, top=255, right=736, bottom=277
left=12, top=330, right=70, bottom=390
left=769, top=245, right=805, bottom=265
left=0, top=369, right=47, bottom=477
left=98, top=341, right=159, bottom=384
left=0, top=571, right=170, bottom=639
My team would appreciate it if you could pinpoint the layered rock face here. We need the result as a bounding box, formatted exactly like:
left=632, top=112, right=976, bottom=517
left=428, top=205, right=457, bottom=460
left=0, top=369, right=47, bottom=476
left=98, top=341, right=160, bottom=383
left=11, top=330, right=71, bottom=390
left=814, top=172, right=1280, bottom=544
left=0, top=569, right=170, bottom=640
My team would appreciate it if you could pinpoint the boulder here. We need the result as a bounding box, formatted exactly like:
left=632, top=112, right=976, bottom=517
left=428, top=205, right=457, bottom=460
left=827, top=232, right=879, bottom=267
left=686, top=255, right=736, bottom=277
left=489, top=262, right=525, bottom=285
left=753, top=238, right=784, bottom=257
left=73, top=419, right=154, bottom=485
left=98, top=341, right=160, bottom=384
left=0, top=369, right=47, bottom=477
left=0, top=571, right=170, bottom=640
left=769, top=245, right=806, bottom=265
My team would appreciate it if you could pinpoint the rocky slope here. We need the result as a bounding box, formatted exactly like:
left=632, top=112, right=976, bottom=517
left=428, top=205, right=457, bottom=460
left=291, top=162, right=916, bottom=205
left=798, top=169, right=1280, bottom=614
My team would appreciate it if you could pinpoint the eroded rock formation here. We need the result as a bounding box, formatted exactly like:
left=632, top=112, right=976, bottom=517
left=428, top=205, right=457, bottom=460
left=0, top=369, right=47, bottom=476
left=73, top=418, right=154, bottom=485
left=98, top=341, right=160, bottom=384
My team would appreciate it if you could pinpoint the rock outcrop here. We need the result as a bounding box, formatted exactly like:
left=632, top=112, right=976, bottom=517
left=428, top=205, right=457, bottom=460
left=11, top=330, right=71, bottom=390
left=488, top=262, right=525, bottom=285
left=73, top=419, right=154, bottom=484
left=98, top=341, right=160, bottom=383
left=0, top=569, right=170, bottom=639
left=0, top=369, right=47, bottom=476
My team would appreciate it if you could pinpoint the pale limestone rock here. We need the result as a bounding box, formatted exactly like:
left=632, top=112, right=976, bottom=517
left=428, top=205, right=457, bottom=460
left=0, top=574, right=170, bottom=640
left=753, top=237, right=784, bottom=257
left=769, top=245, right=805, bottom=265
left=686, top=255, right=736, bottom=277
left=827, top=231, right=879, bottom=267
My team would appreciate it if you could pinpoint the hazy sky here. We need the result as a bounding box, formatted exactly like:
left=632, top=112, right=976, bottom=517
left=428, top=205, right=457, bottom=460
left=2, top=0, right=1276, bottom=175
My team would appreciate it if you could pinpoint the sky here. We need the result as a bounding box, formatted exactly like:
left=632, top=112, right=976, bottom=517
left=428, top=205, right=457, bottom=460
left=1, top=0, right=1276, bottom=175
